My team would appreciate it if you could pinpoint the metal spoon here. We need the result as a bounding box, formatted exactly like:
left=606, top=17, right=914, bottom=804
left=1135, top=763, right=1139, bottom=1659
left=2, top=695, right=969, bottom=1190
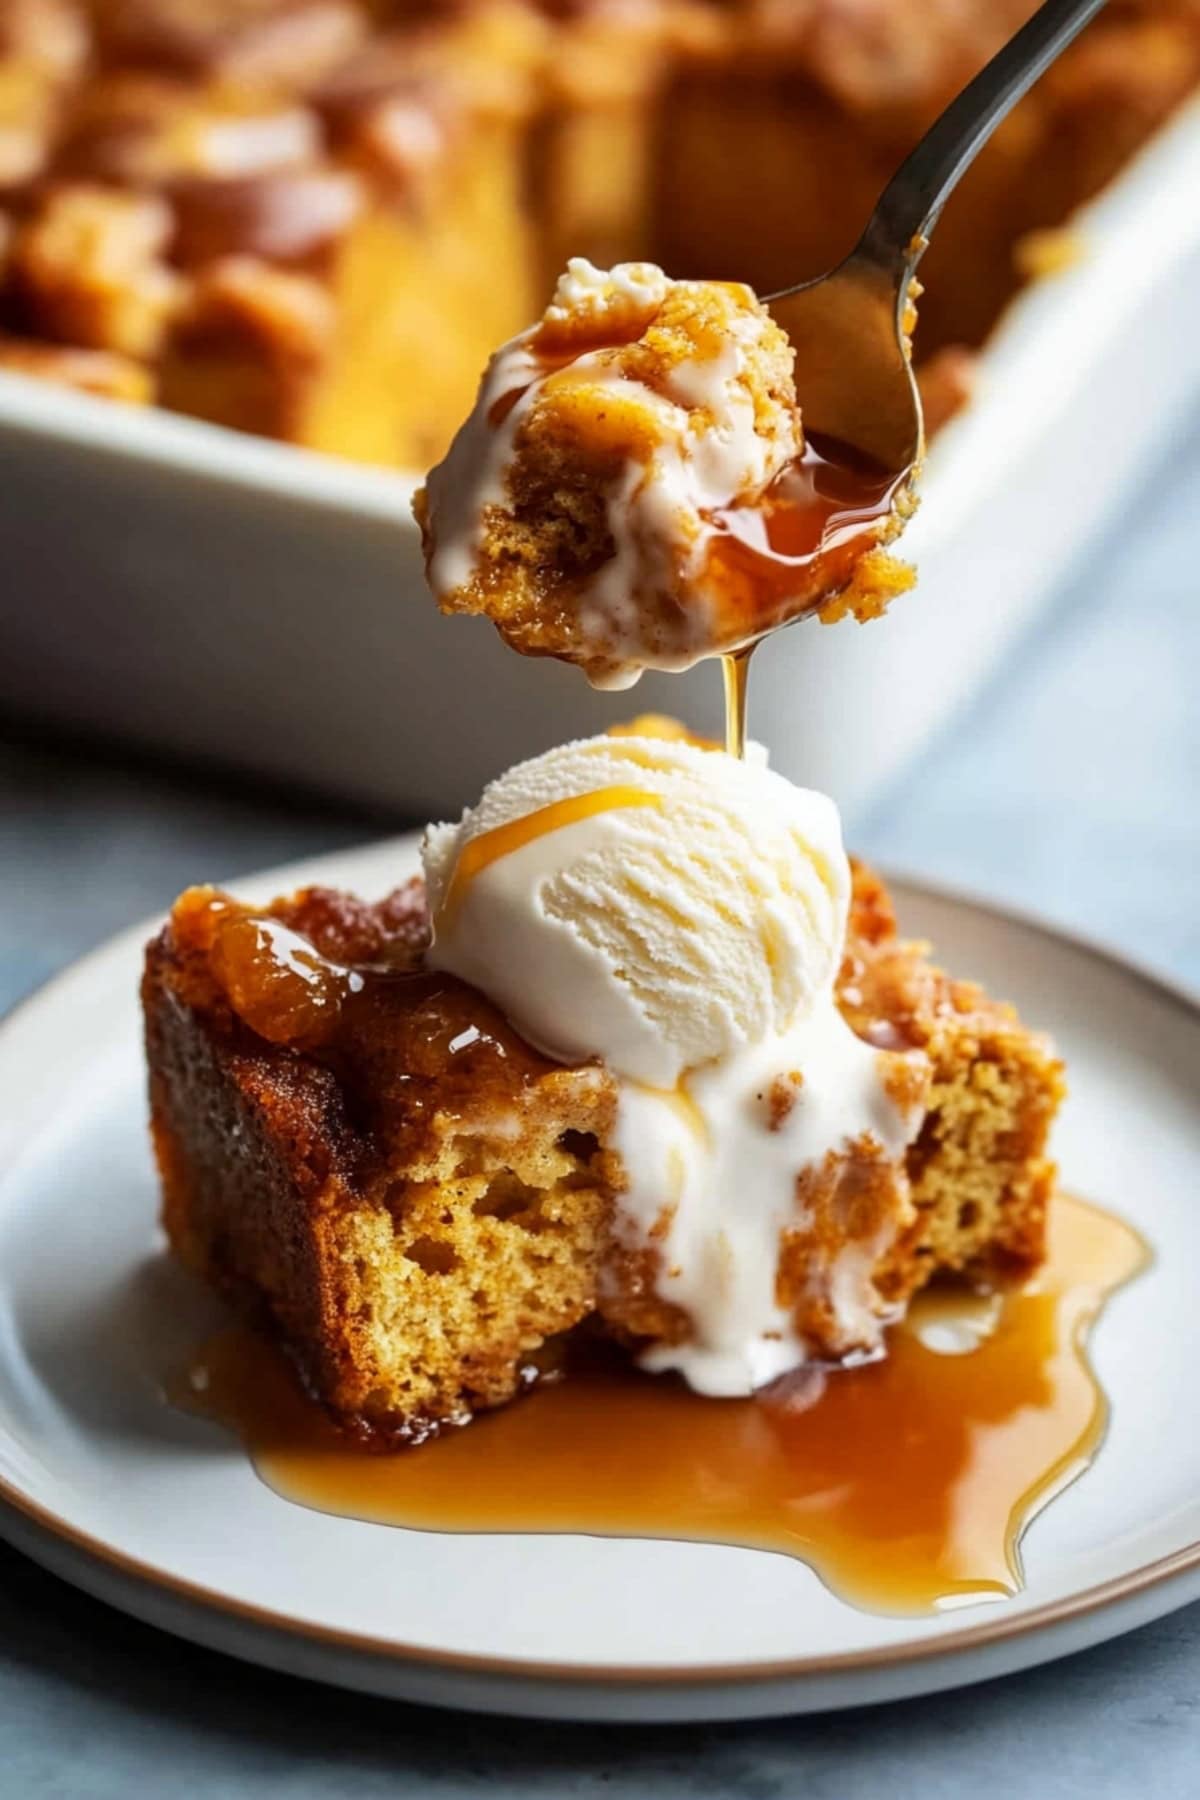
left=768, top=0, right=1109, bottom=484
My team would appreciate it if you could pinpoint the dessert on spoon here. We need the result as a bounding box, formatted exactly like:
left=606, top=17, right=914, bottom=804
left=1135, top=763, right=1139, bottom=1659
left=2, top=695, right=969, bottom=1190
left=416, top=0, right=1106, bottom=693
left=415, top=261, right=915, bottom=691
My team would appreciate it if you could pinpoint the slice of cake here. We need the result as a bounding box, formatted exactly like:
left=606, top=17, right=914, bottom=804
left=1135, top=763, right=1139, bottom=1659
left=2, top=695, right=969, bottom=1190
left=145, top=880, right=619, bottom=1441
left=143, top=731, right=1063, bottom=1442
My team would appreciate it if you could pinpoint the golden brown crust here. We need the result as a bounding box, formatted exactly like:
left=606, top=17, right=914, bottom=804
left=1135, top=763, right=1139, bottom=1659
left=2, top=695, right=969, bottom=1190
left=143, top=860, right=1064, bottom=1442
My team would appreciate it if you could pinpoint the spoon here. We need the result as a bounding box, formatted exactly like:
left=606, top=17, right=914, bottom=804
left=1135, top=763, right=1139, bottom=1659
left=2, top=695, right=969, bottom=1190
left=767, top=0, right=1109, bottom=485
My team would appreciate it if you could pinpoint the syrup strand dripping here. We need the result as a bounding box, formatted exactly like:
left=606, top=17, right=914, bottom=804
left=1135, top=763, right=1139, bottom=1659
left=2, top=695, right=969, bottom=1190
left=723, top=646, right=754, bottom=759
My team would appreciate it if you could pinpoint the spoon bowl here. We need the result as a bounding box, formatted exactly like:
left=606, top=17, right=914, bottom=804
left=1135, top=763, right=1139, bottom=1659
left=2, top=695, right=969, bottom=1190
left=769, top=256, right=922, bottom=479
left=766, top=0, right=1110, bottom=494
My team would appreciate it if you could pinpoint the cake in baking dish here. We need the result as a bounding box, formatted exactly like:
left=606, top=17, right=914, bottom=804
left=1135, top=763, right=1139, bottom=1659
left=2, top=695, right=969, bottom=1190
left=2, top=0, right=1198, bottom=466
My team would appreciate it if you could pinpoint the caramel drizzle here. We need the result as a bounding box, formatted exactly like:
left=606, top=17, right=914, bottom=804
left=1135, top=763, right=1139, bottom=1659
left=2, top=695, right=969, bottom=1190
left=437, top=787, right=664, bottom=927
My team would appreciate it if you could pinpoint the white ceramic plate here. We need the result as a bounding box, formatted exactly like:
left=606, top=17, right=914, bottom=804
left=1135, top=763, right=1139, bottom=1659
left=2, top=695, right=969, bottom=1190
left=0, top=835, right=1197, bottom=1723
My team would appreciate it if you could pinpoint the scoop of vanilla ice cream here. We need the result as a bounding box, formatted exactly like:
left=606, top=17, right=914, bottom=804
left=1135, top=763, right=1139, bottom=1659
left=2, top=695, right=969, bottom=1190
left=422, top=732, right=850, bottom=1088
left=423, top=729, right=920, bottom=1396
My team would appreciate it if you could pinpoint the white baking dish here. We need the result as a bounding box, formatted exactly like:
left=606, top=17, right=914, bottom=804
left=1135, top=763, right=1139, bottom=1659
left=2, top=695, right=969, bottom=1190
left=2, top=96, right=1199, bottom=823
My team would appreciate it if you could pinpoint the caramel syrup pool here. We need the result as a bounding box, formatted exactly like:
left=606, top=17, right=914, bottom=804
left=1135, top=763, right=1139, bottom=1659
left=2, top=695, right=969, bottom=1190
left=176, top=1195, right=1146, bottom=1616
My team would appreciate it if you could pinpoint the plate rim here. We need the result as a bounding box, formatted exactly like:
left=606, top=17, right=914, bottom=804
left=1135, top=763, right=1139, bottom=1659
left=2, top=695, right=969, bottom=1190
left=0, top=849, right=1197, bottom=1694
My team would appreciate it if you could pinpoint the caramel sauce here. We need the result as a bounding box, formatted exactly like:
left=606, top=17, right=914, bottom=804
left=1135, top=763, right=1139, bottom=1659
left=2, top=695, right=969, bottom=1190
left=210, top=913, right=364, bottom=1048
left=181, top=889, right=551, bottom=1098
left=722, top=646, right=753, bottom=759
left=437, top=786, right=664, bottom=926
left=177, top=1194, right=1146, bottom=1616
left=708, top=433, right=905, bottom=623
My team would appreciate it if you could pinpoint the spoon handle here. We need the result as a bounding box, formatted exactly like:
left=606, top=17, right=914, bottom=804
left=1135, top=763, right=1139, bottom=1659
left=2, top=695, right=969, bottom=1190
left=858, top=0, right=1109, bottom=276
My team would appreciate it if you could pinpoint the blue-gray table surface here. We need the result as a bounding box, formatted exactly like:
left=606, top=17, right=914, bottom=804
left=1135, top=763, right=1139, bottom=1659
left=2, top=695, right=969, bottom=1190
left=1, top=418, right=1197, bottom=1796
